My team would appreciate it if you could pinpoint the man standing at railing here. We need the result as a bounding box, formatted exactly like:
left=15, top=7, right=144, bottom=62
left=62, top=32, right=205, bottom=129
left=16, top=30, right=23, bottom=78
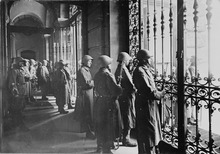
left=133, top=49, right=165, bottom=154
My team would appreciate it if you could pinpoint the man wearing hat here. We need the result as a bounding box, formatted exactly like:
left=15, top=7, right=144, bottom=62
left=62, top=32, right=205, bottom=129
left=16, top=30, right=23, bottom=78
left=75, top=55, right=95, bottom=139
left=93, top=55, right=123, bottom=153
left=54, top=60, right=69, bottom=114
left=8, top=57, right=29, bottom=131
left=133, top=49, right=165, bottom=154
left=63, top=61, right=74, bottom=109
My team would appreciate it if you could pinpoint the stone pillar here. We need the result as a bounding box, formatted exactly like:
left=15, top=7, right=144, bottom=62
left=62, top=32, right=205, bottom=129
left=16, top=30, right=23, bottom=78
left=0, top=1, right=6, bottom=152
left=10, top=33, right=16, bottom=57
left=44, top=34, right=50, bottom=60
left=109, top=1, right=129, bottom=73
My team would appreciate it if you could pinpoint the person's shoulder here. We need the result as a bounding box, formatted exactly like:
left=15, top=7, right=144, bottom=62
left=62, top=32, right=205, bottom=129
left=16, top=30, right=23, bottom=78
left=134, top=65, right=145, bottom=72
left=104, top=70, right=115, bottom=79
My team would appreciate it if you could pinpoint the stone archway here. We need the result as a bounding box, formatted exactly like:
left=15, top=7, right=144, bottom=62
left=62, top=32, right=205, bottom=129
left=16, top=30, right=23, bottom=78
left=21, top=50, right=36, bottom=60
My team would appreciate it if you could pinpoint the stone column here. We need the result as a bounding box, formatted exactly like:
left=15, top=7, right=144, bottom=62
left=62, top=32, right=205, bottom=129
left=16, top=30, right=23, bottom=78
left=10, top=33, right=16, bottom=57
left=44, top=34, right=50, bottom=60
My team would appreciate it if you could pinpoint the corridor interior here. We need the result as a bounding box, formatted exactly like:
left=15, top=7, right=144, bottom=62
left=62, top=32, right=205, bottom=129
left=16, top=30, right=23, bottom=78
left=2, top=96, right=138, bottom=153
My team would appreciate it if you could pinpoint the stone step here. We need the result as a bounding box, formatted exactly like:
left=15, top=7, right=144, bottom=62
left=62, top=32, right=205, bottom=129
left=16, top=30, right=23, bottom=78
left=24, top=95, right=75, bottom=111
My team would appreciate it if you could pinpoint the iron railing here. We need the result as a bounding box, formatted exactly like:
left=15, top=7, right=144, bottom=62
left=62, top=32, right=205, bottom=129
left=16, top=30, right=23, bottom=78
left=129, top=0, right=220, bottom=153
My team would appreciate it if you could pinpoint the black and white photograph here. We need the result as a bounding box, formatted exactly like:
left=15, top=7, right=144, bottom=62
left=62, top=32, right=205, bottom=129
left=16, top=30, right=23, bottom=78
left=0, top=0, right=220, bottom=153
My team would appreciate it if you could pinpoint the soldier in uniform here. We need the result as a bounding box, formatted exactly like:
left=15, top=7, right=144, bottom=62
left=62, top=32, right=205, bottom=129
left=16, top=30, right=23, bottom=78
left=94, top=55, right=123, bottom=153
left=29, top=59, right=37, bottom=102
left=133, top=49, right=165, bottom=154
left=115, top=52, right=137, bottom=147
left=8, top=57, right=29, bottom=131
left=63, top=61, right=74, bottom=109
left=38, top=60, right=50, bottom=100
left=53, top=61, right=69, bottom=114
left=75, top=55, right=96, bottom=139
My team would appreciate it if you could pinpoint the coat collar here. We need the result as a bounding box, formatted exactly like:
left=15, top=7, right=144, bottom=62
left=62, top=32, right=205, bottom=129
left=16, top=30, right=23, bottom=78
left=82, top=65, right=90, bottom=71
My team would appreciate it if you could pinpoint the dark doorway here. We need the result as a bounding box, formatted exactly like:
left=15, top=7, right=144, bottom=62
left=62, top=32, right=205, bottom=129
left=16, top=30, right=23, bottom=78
left=21, top=50, right=36, bottom=60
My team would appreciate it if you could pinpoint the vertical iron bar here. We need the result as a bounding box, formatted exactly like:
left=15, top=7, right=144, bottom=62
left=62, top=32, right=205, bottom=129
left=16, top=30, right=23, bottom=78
left=193, top=0, right=199, bottom=153
left=147, top=0, right=150, bottom=50
left=161, top=0, right=165, bottom=127
left=138, top=0, right=141, bottom=50
left=206, top=0, right=213, bottom=153
left=169, top=0, right=174, bottom=143
left=153, top=0, right=157, bottom=77
left=161, top=0, right=164, bottom=78
left=169, top=0, right=173, bottom=77
left=177, top=0, right=186, bottom=153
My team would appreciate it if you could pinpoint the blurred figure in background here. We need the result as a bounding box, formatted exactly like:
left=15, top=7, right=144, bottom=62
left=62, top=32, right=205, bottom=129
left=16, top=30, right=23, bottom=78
left=37, top=60, right=49, bottom=100
left=47, top=60, right=53, bottom=95
left=23, top=59, right=31, bottom=105
left=53, top=61, right=69, bottom=114
left=29, top=59, right=37, bottom=102
left=36, top=62, right=42, bottom=91
left=63, top=61, right=74, bottom=109
left=8, top=57, right=29, bottom=131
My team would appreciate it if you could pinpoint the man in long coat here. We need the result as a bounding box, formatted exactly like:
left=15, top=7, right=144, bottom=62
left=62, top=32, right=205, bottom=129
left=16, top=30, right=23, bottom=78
left=133, top=49, right=165, bottom=154
left=38, top=60, right=49, bottom=100
left=8, top=57, right=29, bottom=131
left=94, top=55, right=123, bottom=153
left=75, top=55, right=95, bottom=139
left=54, top=61, right=69, bottom=114
left=115, top=52, right=137, bottom=147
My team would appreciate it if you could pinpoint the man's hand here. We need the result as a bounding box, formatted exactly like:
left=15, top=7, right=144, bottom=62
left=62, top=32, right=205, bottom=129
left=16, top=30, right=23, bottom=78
left=12, top=88, right=19, bottom=97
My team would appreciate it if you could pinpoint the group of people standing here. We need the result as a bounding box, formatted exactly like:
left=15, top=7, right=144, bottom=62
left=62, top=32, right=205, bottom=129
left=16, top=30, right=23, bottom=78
left=74, top=49, right=165, bottom=154
left=6, top=57, right=51, bottom=130
left=6, top=57, right=75, bottom=130
left=6, top=49, right=165, bottom=153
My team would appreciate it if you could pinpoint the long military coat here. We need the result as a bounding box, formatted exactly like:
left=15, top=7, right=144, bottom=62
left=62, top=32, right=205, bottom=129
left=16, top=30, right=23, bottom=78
left=75, top=65, right=94, bottom=132
left=133, top=64, right=163, bottom=148
left=8, top=65, right=26, bottom=111
left=54, top=68, right=69, bottom=108
left=94, top=67, right=123, bottom=147
left=115, top=64, right=136, bottom=129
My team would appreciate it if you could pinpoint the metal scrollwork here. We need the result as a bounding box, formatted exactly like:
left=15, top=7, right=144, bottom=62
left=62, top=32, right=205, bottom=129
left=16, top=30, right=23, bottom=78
left=129, top=0, right=140, bottom=58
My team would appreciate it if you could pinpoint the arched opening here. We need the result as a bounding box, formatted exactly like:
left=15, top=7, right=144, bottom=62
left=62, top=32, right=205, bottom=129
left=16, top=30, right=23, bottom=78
left=20, top=50, right=36, bottom=60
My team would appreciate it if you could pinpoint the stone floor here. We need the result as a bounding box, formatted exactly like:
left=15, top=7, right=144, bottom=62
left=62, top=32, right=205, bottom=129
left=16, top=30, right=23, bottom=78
left=2, top=96, right=138, bottom=154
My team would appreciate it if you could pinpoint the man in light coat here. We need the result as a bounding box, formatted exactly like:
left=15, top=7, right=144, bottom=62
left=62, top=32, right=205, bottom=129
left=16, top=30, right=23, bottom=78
left=75, top=55, right=95, bottom=139
left=133, top=49, right=165, bottom=154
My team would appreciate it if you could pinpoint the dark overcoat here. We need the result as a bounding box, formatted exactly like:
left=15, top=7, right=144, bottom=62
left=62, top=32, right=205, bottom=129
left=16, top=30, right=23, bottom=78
left=54, top=68, right=69, bottom=108
left=115, top=64, right=136, bottom=129
left=94, top=67, right=123, bottom=147
left=133, top=64, right=163, bottom=148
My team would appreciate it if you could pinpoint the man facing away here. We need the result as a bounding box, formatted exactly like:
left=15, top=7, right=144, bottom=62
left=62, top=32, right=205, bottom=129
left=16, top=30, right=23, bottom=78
left=133, top=49, right=165, bottom=154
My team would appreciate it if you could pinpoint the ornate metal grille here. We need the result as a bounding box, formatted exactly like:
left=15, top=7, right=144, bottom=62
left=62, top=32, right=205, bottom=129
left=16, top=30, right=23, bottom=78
left=129, top=0, right=140, bottom=58
left=129, top=0, right=220, bottom=153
